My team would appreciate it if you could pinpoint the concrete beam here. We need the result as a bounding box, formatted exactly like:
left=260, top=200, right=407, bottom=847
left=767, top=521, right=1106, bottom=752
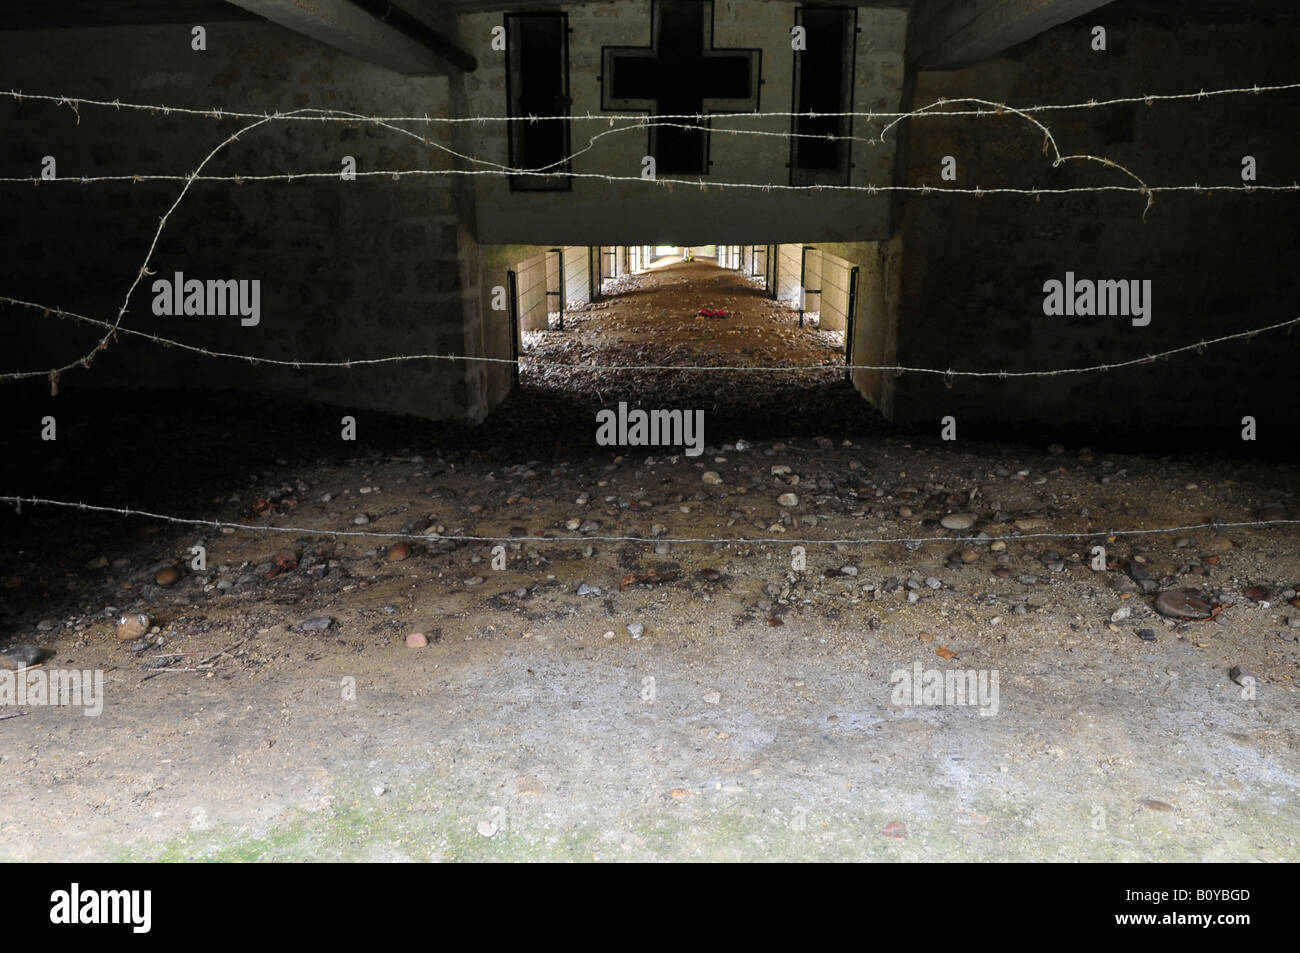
left=225, top=0, right=476, bottom=74
left=6, top=1, right=259, bottom=30
left=908, top=0, right=1115, bottom=70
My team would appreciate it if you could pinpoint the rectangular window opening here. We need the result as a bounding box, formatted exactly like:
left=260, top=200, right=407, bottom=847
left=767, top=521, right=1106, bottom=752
left=506, top=13, right=572, bottom=192
left=790, top=6, right=856, bottom=186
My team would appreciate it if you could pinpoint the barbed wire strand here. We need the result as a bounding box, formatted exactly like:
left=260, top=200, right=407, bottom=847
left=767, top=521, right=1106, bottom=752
left=1, top=296, right=1294, bottom=382
left=4, top=81, right=1297, bottom=125
left=1, top=84, right=1295, bottom=384
left=0, top=88, right=1294, bottom=552
left=1, top=496, right=1295, bottom=547
left=0, top=99, right=1144, bottom=185
left=0, top=90, right=1178, bottom=223
left=8, top=86, right=1295, bottom=204
left=7, top=164, right=1297, bottom=194
left=77, top=113, right=284, bottom=380
left=15, top=166, right=1293, bottom=194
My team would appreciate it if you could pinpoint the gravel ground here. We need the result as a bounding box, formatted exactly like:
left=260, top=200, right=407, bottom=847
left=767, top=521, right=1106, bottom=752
left=0, top=261, right=1295, bottom=861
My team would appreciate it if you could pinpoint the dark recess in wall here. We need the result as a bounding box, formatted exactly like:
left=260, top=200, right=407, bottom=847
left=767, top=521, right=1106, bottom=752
left=790, top=5, right=856, bottom=185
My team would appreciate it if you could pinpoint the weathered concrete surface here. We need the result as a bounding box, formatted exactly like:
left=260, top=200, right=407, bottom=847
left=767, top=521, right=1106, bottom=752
left=227, top=0, right=474, bottom=74
left=909, top=0, right=1115, bottom=69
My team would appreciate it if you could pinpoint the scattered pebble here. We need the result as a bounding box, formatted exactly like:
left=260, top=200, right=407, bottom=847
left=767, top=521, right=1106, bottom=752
left=880, top=820, right=909, bottom=839
left=117, top=613, right=150, bottom=641
left=1127, top=560, right=1151, bottom=583
left=1228, top=664, right=1258, bottom=686
left=155, top=566, right=181, bottom=587
left=406, top=632, right=428, bottom=648
left=1154, top=589, right=1213, bottom=619
left=940, top=513, right=975, bottom=531
left=386, top=542, right=410, bottom=562
left=297, top=615, right=334, bottom=633
left=0, top=644, right=43, bottom=670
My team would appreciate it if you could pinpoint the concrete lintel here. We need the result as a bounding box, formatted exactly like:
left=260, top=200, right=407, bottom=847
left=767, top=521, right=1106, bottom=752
left=225, top=0, right=475, bottom=74
left=909, top=0, right=1115, bottom=70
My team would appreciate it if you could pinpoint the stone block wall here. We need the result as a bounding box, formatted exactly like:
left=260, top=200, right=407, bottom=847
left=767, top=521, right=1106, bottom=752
left=0, top=20, right=475, bottom=420
left=889, top=11, right=1300, bottom=438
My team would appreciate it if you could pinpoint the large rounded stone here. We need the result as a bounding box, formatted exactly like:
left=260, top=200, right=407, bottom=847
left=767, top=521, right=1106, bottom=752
left=1154, top=589, right=1213, bottom=619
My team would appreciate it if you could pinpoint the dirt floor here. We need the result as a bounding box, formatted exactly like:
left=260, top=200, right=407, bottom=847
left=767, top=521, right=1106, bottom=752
left=522, top=258, right=846, bottom=402
left=1, top=259, right=1297, bottom=861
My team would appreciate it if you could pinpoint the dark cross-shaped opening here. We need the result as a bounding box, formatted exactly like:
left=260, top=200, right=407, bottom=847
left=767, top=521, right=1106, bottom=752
left=603, top=0, right=760, bottom=175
